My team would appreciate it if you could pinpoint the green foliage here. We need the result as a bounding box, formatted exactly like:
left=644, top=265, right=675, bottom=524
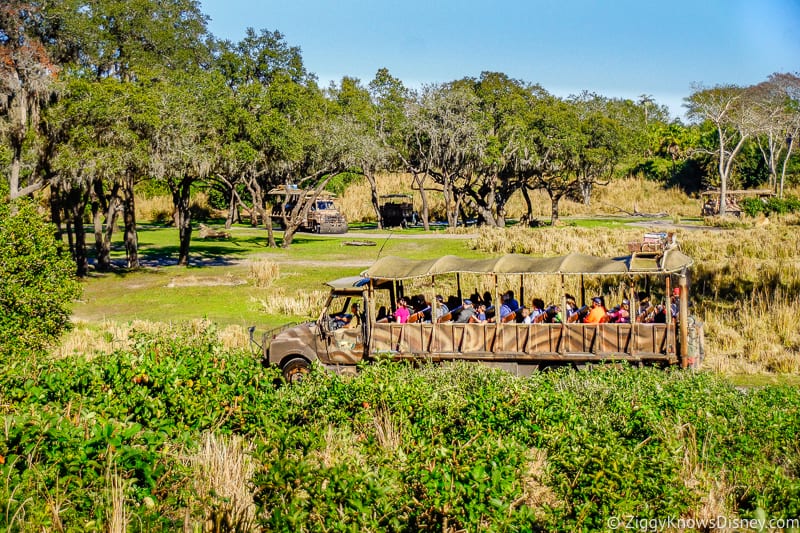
left=325, top=171, right=363, bottom=196
left=2, top=343, right=800, bottom=531
left=740, top=195, right=800, bottom=217
left=0, top=200, right=82, bottom=356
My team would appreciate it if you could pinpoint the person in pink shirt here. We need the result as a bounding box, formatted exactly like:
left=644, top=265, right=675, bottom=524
left=393, top=297, right=411, bottom=323
left=606, top=299, right=631, bottom=323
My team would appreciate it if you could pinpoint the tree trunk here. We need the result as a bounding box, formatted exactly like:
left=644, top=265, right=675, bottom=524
left=443, top=180, right=458, bottom=228
left=67, top=187, right=90, bottom=277
left=282, top=224, right=298, bottom=247
left=412, top=171, right=431, bottom=231
left=50, top=185, right=64, bottom=243
left=718, top=127, right=728, bottom=216
left=549, top=192, right=562, bottom=226
left=225, top=181, right=236, bottom=229
left=364, top=169, right=382, bottom=229
left=265, top=212, right=277, bottom=248
left=103, top=186, right=122, bottom=266
left=122, top=176, right=139, bottom=269
left=520, top=185, right=534, bottom=226
left=580, top=179, right=593, bottom=206
left=91, top=189, right=108, bottom=271
left=170, top=176, right=193, bottom=266
left=779, top=134, right=794, bottom=199
left=8, top=90, right=26, bottom=199
left=91, top=178, right=117, bottom=272
left=245, top=178, right=264, bottom=227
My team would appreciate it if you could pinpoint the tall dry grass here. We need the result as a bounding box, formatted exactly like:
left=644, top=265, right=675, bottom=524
left=182, top=432, right=257, bottom=533
left=311, top=425, right=366, bottom=470
left=338, top=174, right=702, bottom=222
left=253, top=288, right=329, bottom=317
left=55, top=319, right=253, bottom=360
left=136, top=192, right=213, bottom=224
left=247, top=259, right=280, bottom=288
left=658, top=420, right=738, bottom=525
left=105, top=462, right=128, bottom=533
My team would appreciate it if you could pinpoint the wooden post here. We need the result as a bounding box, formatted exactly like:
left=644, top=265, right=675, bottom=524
left=580, top=274, right=586, bottom=306
left=665, top=276, right=672, bottom=355
left=493, top=274, right=500, bottom=323
left=560, top=274, right=567, bottom=355
left=679, top=272, right=689, bottom=368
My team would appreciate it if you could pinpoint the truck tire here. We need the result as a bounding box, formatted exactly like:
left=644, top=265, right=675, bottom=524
left=282, top=357, right=310, bottom=383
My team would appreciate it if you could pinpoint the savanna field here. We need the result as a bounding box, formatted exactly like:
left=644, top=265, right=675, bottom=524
left=3, top=178, right=800, bottom=531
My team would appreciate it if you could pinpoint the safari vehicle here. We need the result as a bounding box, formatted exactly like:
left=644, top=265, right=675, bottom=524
left=700, top=189, right=775, bottom=217
left=259, top=237, right=699, bottom=383
left=269, top=185, right=348, bottom=234
left=379, top=194, right=415, bottom=228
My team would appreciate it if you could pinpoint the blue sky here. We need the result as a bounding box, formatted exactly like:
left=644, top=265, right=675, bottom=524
left=198, top=0, right=800, bottom=120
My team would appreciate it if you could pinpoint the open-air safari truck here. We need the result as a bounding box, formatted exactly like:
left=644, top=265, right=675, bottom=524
left=268, top=184, right=348, bottom=234
left=259, top=234, right=701, bottom=383
left=378, top=194, right=415, bottom=228
left=700, top=189, right=774, bottom=217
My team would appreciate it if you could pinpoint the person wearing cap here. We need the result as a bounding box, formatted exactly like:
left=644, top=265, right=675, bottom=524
left=454, top=299, right=475, bottom=323
left=606, top=299, right=631, bottom=323
left=670, top=287, right=681, bottom=321
left=583, top=296, right=608, bottom=324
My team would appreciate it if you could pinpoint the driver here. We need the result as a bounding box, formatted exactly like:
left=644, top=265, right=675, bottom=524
left=332, top=303, right=360, bottom=329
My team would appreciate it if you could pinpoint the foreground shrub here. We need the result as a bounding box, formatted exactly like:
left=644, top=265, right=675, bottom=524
left=0, top=199, right=82, bottom=357
left=2, top=340, right=799, bottom=531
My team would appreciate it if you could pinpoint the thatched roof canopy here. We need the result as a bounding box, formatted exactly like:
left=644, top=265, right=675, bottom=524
left=361, top=250, right=693, bottom=281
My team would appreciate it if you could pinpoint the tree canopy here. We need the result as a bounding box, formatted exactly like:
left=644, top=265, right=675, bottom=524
left=1, top=0, right=798, bottom=275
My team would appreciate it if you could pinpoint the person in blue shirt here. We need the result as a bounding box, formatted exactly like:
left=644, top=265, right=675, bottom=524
left=504, top=290, right=519, bottom=312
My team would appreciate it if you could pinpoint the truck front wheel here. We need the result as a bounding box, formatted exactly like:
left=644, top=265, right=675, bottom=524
left=282, top=357, right=310, bottom=383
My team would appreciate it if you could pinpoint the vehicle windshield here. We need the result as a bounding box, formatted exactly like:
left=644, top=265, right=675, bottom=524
left=316, top=200, right=334, bottom=210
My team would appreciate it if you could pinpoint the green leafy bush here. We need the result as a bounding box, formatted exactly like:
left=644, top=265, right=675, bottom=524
left=740, top=197, right=765, bottom=217
left=2, top=341, right=800, bottom=531
left=741, top=195, right=800, bottom=218
left=0, top=200, right=82, bottom=356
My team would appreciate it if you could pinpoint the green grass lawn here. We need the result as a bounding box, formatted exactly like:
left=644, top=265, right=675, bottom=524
left=72, top=216, right=710, bottom=328
left=75, top=222, right=486, bottom=328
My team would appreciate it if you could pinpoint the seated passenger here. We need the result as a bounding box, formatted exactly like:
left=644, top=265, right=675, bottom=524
left=583, top=296, right=608, bottom=324
left=636, top=292, right=655, bottom=323
left=544, top=304, right=562, bottom=323
left=482, top=291, right=493, bottom=309
left=670, top=287, right=681, bottom=322
left=503, top=290, right=520, bottom=312
left=564, top=294, right=579, bottom=323
left=652, top=303, right=667, bottom=324
left=434, top=294, right=449, bottom=321
left=394, top=297, right=411, bottom=324
left=470, top=303, right=487, bottom=323
left=454, top=299, right=475, bottom=323
left=520, top=307, right=533, bottom=324
left=376, top=306, right=389, bottom=322
left=497, top=297, right=514, bottom=321
left=529, top=298, right=545, bottom=322
left=606, top=299, right=630, bottom=323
